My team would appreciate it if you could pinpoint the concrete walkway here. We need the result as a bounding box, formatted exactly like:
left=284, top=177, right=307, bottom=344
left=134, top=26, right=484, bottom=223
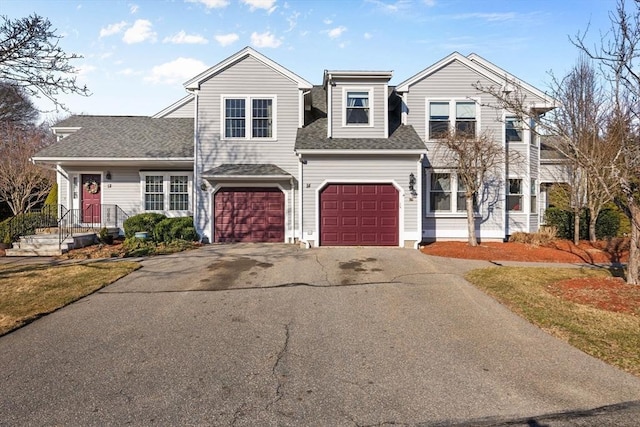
left=1, top=244, right=638, bottom=426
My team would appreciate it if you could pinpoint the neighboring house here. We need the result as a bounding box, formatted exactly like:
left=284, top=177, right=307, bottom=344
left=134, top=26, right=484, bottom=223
left=32, top=47, right=557, bottom=247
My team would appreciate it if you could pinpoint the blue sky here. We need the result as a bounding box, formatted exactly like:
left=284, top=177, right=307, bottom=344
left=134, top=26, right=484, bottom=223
left=1, top=0, right=619, bottom=119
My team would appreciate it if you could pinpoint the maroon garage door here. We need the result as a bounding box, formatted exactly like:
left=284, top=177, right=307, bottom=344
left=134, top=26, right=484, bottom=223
left=320, top=184, right=399, bottom=246
left=214, top=188, right=284, bottom=242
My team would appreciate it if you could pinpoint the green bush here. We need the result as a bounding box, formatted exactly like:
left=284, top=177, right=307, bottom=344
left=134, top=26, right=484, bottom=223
left=122, top=237, right=156, bottom=257
left=594, top=209, right=620, bottom=239
left=544, top=207, right=620, bottom=240
left=153, top=217, right=198, bottom=243
left=0, top=212, right=55, bottom=243
left=98, top=227, right=114, bottom=245
left=544, top=207, right=572, bottom=239
left=123, top=213, right=167, bottom=239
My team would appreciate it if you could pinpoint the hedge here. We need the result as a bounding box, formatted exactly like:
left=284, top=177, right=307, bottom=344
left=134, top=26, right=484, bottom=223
left=544, top=207, right=620, bottom=240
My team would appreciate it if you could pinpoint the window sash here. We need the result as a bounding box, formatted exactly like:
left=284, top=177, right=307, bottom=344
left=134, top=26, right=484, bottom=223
left=508, top=179, right=523, bottom=212
left=506, top=117, right=523, bottom=142
left=169, top=176, right=189, bottom=211
left=530, top=179, right=537, bottom=214
left=144, top=175, right=164, bottom=211
left=346, top=91, right=370, bottom=124
left=455, top=102, right=476, bottom=138
left=456, top=179, right=478, bottom=212
left=252, top=99, right=272, bottom=138
left=430, top=173, right=451, bottom=212
left=225, top=99, right=246, bottom=138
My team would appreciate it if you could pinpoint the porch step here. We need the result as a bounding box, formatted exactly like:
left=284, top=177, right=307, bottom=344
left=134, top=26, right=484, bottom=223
left=5, top=233, right=97, bottom=257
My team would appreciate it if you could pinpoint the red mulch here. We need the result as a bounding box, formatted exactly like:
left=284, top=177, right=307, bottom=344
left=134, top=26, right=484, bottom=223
left=421, top=239, right=637, bottom=315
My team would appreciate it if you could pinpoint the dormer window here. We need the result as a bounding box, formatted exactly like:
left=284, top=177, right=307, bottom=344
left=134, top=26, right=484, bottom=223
left=343, top=89, right=373, bottom=126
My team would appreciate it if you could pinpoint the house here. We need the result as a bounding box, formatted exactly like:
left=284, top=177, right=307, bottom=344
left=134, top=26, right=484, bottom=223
left=31, top=47, right=556, bottom=248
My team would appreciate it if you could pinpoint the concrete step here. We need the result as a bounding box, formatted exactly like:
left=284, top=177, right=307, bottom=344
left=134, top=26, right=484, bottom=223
left=5, top=248, right=65, bottom=256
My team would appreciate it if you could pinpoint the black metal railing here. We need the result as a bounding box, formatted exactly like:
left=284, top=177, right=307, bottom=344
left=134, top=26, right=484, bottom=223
left=4, top=205, right=61, bottom=243
left=58, top=204, right=129, bottom=247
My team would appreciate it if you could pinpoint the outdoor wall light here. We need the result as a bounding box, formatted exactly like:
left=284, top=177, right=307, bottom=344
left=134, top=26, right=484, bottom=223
left=200, top=181, right=207, bottom=191
left=105, top=171, right=112, bottom=180
left=409, top=172, right=417, bottom=196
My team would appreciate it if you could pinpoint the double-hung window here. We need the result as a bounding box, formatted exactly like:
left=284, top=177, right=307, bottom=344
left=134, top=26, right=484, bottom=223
left=455, top=102, right=476, bottom=138
left=530, top=179, right=537, bottom=214
left=428, top=100, right=478, bottom=140
left=508, top=179, right=523, bottom=212
left=429, top=102, right=449, bottom=139
left=430, top=173, right=451, bottom=212
left=345, top=90, right=370, bottom=125
left=456, top=178, right=478, bottom=212
left=506, top=116, right=523, bottom=142
left=142, top=173, right=192, bottom=212
left=223, top=96, right=275, bottom=139
left=144, top=176, right=164, bottom=211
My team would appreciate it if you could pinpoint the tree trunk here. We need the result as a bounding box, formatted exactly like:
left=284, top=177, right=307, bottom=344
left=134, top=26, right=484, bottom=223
left=627, top=205, right=639, bottom=285
left=588, top=206, right=598, bottom=243
left=573, top=209, right=580, bottom=245
left=467, top=195, right=477, bottom=247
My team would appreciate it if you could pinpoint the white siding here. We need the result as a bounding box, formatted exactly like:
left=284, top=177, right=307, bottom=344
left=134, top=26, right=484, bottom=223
left=162, top=98, right=194, bottom=118
left=299, top=155, right=421, bottom=246
left=330, top=80, right=387, bottom=139
left=195, top=55, right=302, bottom=242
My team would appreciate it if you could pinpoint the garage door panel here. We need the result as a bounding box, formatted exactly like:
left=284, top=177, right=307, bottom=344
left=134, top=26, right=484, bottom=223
left=320, top=184, right=398, bottom=246
left=214, top=188, right=284, bottom=243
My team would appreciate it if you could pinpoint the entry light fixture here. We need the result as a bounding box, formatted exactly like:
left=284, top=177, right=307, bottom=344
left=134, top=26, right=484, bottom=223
left=105, top=171, right=112, bottom=180
left=409, top=173, right=417, bottom=196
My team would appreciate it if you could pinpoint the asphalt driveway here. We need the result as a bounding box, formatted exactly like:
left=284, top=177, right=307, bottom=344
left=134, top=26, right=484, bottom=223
left=1, top=244, right=639, bottom=426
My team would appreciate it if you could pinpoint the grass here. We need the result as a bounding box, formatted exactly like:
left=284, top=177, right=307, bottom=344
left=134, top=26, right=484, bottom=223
left=0, top=261, right=140, bottom=336
left=465, top=267, right=640, bottom=377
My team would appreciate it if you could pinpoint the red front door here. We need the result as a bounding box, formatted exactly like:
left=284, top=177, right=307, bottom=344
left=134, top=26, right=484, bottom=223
left=81, top=174, right=101, bottom=223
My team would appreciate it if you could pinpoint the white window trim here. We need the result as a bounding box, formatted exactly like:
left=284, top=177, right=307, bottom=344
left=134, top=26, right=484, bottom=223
left=425, top=98, right=480, bottom=141
left=342, top=87, right=374, bottom=128
left=507, top=177, right=524, bottom=213
left=504, top=115, right=526, bottom=144
left=139, top=171, right=194, bottom=214
left=220, top=94, right=278, bottom=141
left=425, top=169, right=480, bottom=217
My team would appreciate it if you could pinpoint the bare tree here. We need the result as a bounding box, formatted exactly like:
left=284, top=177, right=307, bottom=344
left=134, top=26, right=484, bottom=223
left=572, top=0, right=640, bottom=284
left=0, top=82, right=38, bottom=125
left=434, top=129, right=506, bottom=247
left=0, top=122, right=54, bottom=214
left=0, top=14, right=90, bottom=111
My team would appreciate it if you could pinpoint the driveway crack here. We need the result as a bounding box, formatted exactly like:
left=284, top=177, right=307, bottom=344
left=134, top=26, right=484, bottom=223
left=314, top=253, right=332, bottom=285
left=265, top=322, right=291, bottom=411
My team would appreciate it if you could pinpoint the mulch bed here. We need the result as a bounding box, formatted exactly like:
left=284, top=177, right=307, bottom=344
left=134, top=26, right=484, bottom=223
left=421, top=239, right=637, bottom=316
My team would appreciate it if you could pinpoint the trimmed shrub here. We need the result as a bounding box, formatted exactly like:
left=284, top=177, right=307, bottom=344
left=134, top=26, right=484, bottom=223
left=98, top=227, right=114, bottom=245
left=544, top=207, right=620, bottom=240
left=123, top=213, right=167, bottom=239
left=508, top=226, right=557, bottom=246
left=153, top=217, right=198, bottom=243
left=595, top=208, right=620, bottom=239
left=544, top=207, right=572, bottom=240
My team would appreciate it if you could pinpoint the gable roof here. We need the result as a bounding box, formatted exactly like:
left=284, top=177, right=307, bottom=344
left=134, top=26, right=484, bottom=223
left=466, top=53, right=555, bottom=106
left=33, top=116, right=193, bottom=161
left=184, top=46, right=313, bottom=91
left=152, top=95, right=194, bottom=118
left=395, top=52, right=555, bottom=110
left=395, top=52, right=504, bottom=93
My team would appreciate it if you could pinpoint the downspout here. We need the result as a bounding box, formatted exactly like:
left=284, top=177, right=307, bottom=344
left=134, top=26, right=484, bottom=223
left=298, top=153, right=309, bottom=248
left=327, top=73, right=332, bottom=139
left=290, top=176, right=295, bottom=244
left=414, top=153, right=425, bottom=249
left=190, top=88, right=202, bottom=242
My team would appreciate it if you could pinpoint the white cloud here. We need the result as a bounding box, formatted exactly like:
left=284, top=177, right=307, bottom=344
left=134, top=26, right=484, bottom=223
left=328, top=26, right=346, bottom=39
left=129, top=3, right=139, bottom=13
left=76, top=64, right=97, bottom=77
left=99, top=21, right=127, bottom=38
left=250, top=31, right=282, bottom=48
left=453, top=12, right=517, bottom=22
left=117, top=68, right=142, bottom=76
left=145, top=57, right=208, bottom=85
left=366, top=0, right=411, bottom=14
left=241, top=0, right=277, bottom=13
left=364, top=32, right=373, bottom=40
left=286, top=11, right=300, bottom=32
left=185, top=0, right=229, bottom=8
left=163, top=30, right=208, bottom=44
left=423, top=0, right=436, bottom=6
left=214, top=33, right=239, bottom=46
left=323, top=18, right=333, bottom=25
left=123, top=19, right=157, bottom=44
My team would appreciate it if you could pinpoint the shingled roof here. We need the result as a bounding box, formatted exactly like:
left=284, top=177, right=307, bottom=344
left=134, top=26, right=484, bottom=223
left=295, top=86, right=425, bottom=152
left=34, top=116, right=193, bottom=159
left=202, top=164, right=291, bottom=178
